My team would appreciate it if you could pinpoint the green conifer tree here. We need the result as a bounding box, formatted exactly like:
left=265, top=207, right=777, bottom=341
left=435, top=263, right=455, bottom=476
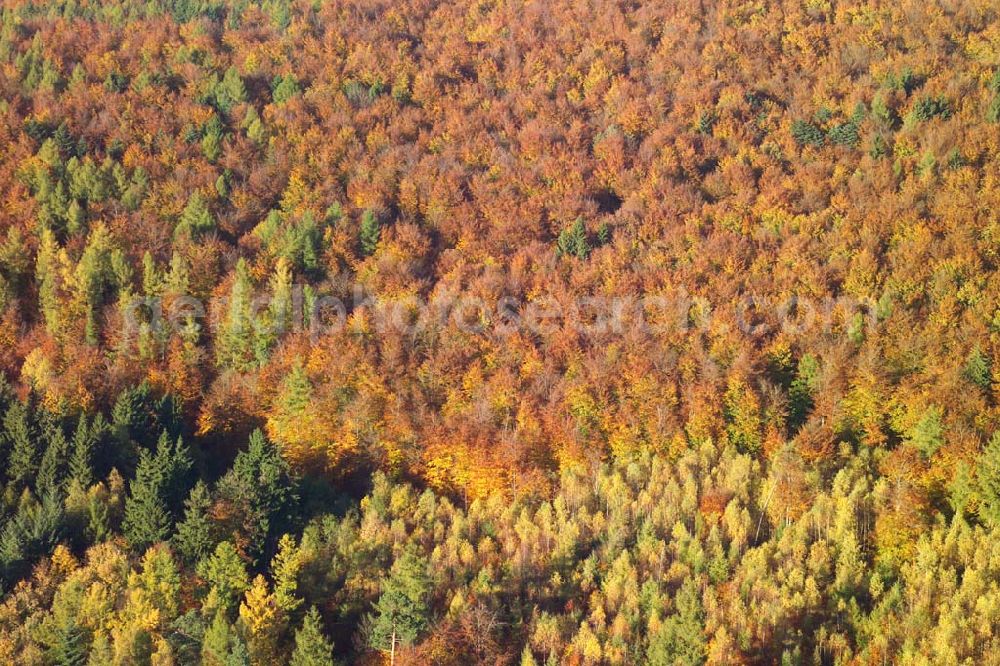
left=66, top=199, right=85, bottom=235
left=36, top=421, right=69, bottom=496
left=272, top=75, right=301, bottom=105
left=788, top=354, right=819, bottom=431
left=123, top=447, right=172, bottom=550
left=977, top=432, right=1000, bottom=527
left=359, top=209, right=380, bottom=257
left=36, top=227, right=62, bottom=334
left=289, top=606, right=335, bottom=666
left=45, top=614, right=88, bottom=666
left=646, top=577, right=706, bottom=666
left=202, top=610, right=236, bottom=666
left=69, top=413, right=107, bottom=487
left=218, top=258, right=256, bottom=369
left=556, top=218, right=590, bottom=259
left=123, top=431, right=190, bottom=549
left=198, top=541, right=250, bottom=611
left=76, top=223, right=115, bottom=344
left=176, top=191, right=215, bottom=238
left=216, top=67, right=247, bottom=113
left=173, top=481, right=216, bottom=564
left=367, top=549, right=432, bottom=656
left=216, top=429, right=297, bottom=565
left=964, top=346, right=992, bottom=390
left=5, top=401, right=38, bottom=487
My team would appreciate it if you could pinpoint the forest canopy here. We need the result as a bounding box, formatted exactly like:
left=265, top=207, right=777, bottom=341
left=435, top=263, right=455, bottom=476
left=0, top=0, right=999, bottom=663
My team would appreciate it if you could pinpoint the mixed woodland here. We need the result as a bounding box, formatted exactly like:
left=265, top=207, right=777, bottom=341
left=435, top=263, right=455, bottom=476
left=0, top=0, right=1000, bottom=663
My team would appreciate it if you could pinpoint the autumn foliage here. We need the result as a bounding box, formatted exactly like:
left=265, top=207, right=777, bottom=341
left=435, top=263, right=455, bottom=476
left=0, top=0, right=999, bottom=662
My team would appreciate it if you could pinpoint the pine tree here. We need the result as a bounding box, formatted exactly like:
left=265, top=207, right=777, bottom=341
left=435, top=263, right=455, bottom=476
left=121, top=166, right=148, bottom=211
left=367, top=549, right=432, bottom=656
left=87, top=630, right=113, bottom=666
left=45, top=614, right=88, bottom=666
left=324, top=202, right=343, bottom=226
left=202, top=121, right=223, bottom=163
left=272, top=74, right=301, bottom=105
left=36, top=227, right=62, bottom=334
left=977, top=432, right=1000, bottom=527
left=723, top=377, right=762, bottom=454
left=556, top=218, right=590, bottom=259
left=141, top=251, right=161, bottom=298
left=69, top=413, right=107, bottom=487
left=173, top=481, right=216, bottom=564
left=216, top=172, right=229, bottom=198
left=216, top=67, right=247, bottom=113
left=0, top=227, right=30, bottom=289
left=359, top=209, right=380, bottom=257
left=791, top=119, right=824, bottom=147
left=909, top=407, right=944, bottom=458
left=0, top=492, right=64, bottom=584
left=165, top=251, right=190, bottom=297
left=111, top=382, right=154, bottom=450
left=5, top=401, right=38, bottom=488
left=272, top=534, right=303, bottom=613
left=76, top=223, right=115, bottom=344
left=198, top=541, right=250, bottom=611
left=217, top=258, right=256, bottom=369
left=123, top=447, right=172, bottom=550
left=253, top=257, right=293, bottom=363
left=290, top=606, right=334, bottom=666
left=136, top=544, right=182, bottom=618
left=0, top=513, right=27, bottom=582
left=243, top=107, right=266, bottom=144
left=788, top=354, right=819, bottom=431
left=910, top=95, right=951, bottom=122
left=176, top=191, right=215, bottom=238
left=227, top=634, right=251, bottom=666
left=988, top=93, right=1000, bottom=124
left=123, top=431, right=191, bottom=549
left=964, top=347, right=992, bottom=390
left=269, top=257, right=293, bottom=338
left=86, top=485, right=111, bottom=544
left=36, top=420, right=69, bottom=495
left=646, top=577, right=706, bottom=666
left=159, top=432, right=193, bottom=511
left=66, top=199, right=85, bottom=235
left=279, top=362, right=312, bottom=416
left=869, top=133, right=890, bottom=159
left=266, top=361, right=316, bottom=464
left=596, top=222, right=610, bottom=246
left=302, top=284, right=317, bottom=330
left=202, top=609, right=237, bottom=666
left=216, top=429, right=297, bottom=565
left=948, top=461, right=975, bottom=520
left=827, top=119, right=860, bottom=147
left=53, top=121, right=75, bottom=157
left=156, top=393, right=184, bottom=440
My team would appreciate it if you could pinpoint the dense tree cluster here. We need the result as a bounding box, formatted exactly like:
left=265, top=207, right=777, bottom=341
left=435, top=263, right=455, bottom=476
left=1, top=0, right=1000, bottom=662
left=2, top=405, right=1000, bottom=663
